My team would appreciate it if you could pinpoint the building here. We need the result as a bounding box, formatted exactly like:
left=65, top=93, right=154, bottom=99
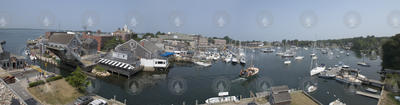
left=98, top=39, right=152, bottom=77
left=198, top=37, right=208, bottom=47
left=0, top=41, right=26, bottom=70
left=270, top=85, right=291, bottom=105
left=214, top=39, right=226, bottom=47
left=158, top=33, right=194, bottom=41
left=46, top=32, right=97, bottom=66
left=82, top=31, right=115, bottom=51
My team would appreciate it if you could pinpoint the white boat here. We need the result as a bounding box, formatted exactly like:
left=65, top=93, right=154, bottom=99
left=284, top=60, right=291, bottom=64
left=366, top=88, right=378, bottom=93
left=340, top=51, right=345, bottom=54
left=240, top=65, right=259, bottom=78
left=224, top=54, right=232, bottom=62
left=357, top=62, right=370, bottom=67
left=205, top=96, right=238, bottom=104
left=231, top=57, right=239, bottom=63
left=346, top=53, right=350, bottom=56
left=312, top=56, right=318, bottom=60
left=310, top=64, right=326, bottom=76
left=239, top=57, right=246, bottom=64
left=29, top=55, right=37, bottom=60
left=310, top=53, right=316, bottom=56
left=307, top=85, right=317, bottom=93
left=329, top=99, right=346, bottom=105
left=276, top=52, right=284, bottom=56
left=295, top=56, right=304, bottom=60
left=194, top=61, right=211, bottom=67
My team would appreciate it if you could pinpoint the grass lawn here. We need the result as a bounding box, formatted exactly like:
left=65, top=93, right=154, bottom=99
left=290, top=91, right=319, bottom=105
left=28, top=78, right=83, bottom=105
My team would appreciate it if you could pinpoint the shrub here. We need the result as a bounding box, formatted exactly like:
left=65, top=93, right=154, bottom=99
left=94, top=65, right=106, bottom=73
left=29, top=80, right=45, bottom=87
left=46, top=75, right=63, bottom=82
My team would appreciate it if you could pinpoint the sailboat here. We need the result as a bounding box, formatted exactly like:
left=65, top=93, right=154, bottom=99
left=240, top=53, right=259, bottom=78
left=357, top=53, right=370, bottom=67
left=310, top=49, right=326, bottom=76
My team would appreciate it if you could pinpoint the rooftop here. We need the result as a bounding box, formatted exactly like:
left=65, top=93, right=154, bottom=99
left=48, top=33, right=76, bottom=45
left=271, top=85, right=289, bottom=94
left=271, top=92, right=291, bottom=104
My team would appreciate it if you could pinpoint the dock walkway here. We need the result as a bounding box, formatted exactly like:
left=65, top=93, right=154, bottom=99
left=355, top=91, right=380, bottom=99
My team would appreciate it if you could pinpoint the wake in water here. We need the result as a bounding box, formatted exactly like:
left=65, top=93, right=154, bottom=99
left=231, top=77, right=247, bottom=83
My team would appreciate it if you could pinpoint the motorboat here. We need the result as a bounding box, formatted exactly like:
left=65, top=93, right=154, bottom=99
left=310, top=53, right=316, bottom=56
left=295, top=56, right=304, bottom=60
left=240, top=65, right=259, bottom=78
left=276, top=52, right=284, bottom=56
left=224, top=54, right=232, bottom=62
left=239, top=57, right=246, bottom=64
left=205, top=96, right=238, bottom=104
left=29, top=55, right=37, bottom=61
left=307, top=85, right=317, bottom=93
left=284, top=60, right=291, bottom=64
left=261, top=48, right=275, bottom=53
left=329, top=99, right=346, bottom=105
left=194, top=61, right=212, bottom=67
left=312, top=56, right=318, bottom=60
left=310, top=64, right=326, bottom=76
left=231, top=57, right=239, bottom=63
left=335, top=74, right=362, bottom=85
left=366, top=88, right=378, bottom=93
left=357, top=62, right=370, bottom=67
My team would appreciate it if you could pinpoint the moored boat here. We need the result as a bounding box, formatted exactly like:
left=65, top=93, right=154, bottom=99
left=240, top=65, right=259, bottom=78
left=329, top=99, right=346, bottom=105
left=310, top=64, right=326, bottom=76
left=307, top=85, right=317, bottom=93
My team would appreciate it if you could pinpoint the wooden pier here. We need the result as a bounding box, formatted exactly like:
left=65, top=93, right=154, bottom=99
left=359, top=78, right=384, bottom=87
left=356, top=91, right=380, bottom=99
left=35, top=55, right=59, bottom=66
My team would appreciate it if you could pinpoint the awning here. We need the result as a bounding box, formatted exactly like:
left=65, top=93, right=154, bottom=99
left=160, top=52, right=175, bottom=57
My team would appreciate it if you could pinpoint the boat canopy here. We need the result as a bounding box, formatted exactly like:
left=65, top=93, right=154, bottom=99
left=160, top=52, right=175, bottom=57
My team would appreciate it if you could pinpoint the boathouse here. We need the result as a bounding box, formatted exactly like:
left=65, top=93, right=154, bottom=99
left=0, top=41, right=26, bottom=70
left=270, top=85, right=291, bottom=105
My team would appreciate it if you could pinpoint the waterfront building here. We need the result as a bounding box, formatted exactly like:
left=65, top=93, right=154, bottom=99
left=0, top=41, right=26, bottom=70
left=82, top=31, right=115, bottom=51
left=113, top=25, right=133, bottom=41
left=198, top=37, right=208, bottom=47
left=213, top=39, right=226, bottom=47
left=270, top=85, right=291, bottom=105
left=45, top=32, right=98, bottom=66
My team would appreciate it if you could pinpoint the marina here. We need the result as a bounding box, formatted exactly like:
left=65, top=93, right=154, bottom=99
left=0, top=28, right=386, bottom=105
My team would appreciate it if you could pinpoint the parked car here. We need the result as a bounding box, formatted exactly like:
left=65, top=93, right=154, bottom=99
left=88, top=99, right=107, bottom=105
left=74, top=96, right=94, bottom=105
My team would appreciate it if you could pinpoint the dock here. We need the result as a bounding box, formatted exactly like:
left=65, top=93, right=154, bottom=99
left=359, top=78, right=384, bottom=87
left=355, top=91, right=380, bottom=99
left=35, top=55, right=59, bottom=66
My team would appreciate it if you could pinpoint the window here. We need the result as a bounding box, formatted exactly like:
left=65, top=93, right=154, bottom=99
left=156, top=61, right=165, bottom=64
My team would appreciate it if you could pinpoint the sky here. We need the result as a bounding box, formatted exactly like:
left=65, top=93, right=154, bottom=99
left=1, top=0, right=400, bottom=41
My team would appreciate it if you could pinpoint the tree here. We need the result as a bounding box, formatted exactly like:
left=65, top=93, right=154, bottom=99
left=382, top=34, right=400, bottom=69
left=103, top=37, right=124, bottom=51
left=66, top=67, right=90, bottom=92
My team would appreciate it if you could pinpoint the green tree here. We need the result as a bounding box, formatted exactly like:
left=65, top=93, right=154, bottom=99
left=382, top=34, right=400, bottom=69
left=103, top=37, right=124, bottom=51
left=66, top=67, right=90, bottom=92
